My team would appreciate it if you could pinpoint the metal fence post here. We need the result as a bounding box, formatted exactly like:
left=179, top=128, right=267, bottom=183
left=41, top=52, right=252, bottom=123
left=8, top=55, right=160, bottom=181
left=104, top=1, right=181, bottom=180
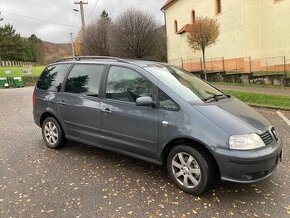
left=200, top=58, right=203, bottom=71
left=284, top=56, right=286, bottom=75
left=249, top=56, right=252, bottom=73
left=181, top=58, right=184, bottom=68
left=222, top=57, right=225, bottom=72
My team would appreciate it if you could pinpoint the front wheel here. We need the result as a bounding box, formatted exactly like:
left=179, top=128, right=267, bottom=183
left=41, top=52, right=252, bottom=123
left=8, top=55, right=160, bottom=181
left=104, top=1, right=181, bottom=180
left=42, top=117, right=65, bottom=149
left=167, top=145, right=214, bottom=195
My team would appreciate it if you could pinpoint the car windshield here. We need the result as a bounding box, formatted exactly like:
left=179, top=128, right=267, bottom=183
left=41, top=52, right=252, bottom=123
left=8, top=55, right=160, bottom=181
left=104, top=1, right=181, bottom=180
left=145, top=65, right=227, bottom=103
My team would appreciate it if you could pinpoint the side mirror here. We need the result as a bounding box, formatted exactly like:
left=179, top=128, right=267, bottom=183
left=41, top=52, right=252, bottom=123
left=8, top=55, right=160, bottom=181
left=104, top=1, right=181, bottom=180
left=136, top=96, right=155, bottom=107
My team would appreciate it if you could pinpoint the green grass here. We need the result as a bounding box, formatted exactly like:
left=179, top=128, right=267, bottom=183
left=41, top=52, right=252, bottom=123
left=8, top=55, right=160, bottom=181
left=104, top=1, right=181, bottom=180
left=210, top=81, right=288, bottom=89
left=252, top=71, right=287, bottom=75
left=0, top=66, right=45, bottom=78
left=225, top=90, right=290, bottom=110
left=251, top=71, right=290, bottom=77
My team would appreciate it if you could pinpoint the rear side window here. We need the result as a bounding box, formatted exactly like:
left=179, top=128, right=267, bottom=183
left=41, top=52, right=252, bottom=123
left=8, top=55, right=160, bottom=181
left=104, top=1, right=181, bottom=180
left=37, top=64, right=70, bottom=91
left=64, top=64, right=105, bottom=97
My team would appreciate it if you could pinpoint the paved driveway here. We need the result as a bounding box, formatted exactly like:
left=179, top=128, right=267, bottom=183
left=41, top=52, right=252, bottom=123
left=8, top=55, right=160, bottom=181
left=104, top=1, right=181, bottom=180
left=0, top=87, right=290, bottom=217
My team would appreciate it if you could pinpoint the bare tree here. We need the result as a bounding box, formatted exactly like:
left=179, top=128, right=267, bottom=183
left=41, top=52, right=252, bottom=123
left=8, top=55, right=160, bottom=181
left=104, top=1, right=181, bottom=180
left=73, top=32, right=82, bottom=56
left=152, top=25, right=167, bottom=62
left=82, top=11, right=111, bottom=56
left=109, top=9, right=159, bottom=59
left=187, top=17, right=220, bottom=80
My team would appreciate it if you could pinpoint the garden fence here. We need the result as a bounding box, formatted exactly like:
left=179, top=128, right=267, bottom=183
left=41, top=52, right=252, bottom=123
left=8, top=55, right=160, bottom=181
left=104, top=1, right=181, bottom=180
left=0, top=60, right=39, bottom=67
left=169, top=56, right=288, bottom=74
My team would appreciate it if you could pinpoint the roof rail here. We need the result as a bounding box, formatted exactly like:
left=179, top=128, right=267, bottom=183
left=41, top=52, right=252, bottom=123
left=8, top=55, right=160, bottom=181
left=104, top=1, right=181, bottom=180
left=53, top=56, right=131, bottom=64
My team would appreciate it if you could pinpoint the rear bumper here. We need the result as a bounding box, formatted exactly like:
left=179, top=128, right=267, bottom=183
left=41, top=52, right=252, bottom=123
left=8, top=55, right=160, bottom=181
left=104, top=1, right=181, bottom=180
left=214, top=140, right=282, bottom=183
left=33, top=110, right=41, bottom=127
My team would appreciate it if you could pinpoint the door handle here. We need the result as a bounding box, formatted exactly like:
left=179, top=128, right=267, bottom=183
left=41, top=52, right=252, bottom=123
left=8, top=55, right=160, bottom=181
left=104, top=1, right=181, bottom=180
left=102, top=108, right=112, bottom=114
left=162, top=121, right=169, bottom=126
left=58, top=100, right=66, bottom=105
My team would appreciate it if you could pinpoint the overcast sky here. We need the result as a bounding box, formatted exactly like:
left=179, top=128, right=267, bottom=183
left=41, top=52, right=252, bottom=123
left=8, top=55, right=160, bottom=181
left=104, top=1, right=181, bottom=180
left=0, top=0, right=165, bottom=43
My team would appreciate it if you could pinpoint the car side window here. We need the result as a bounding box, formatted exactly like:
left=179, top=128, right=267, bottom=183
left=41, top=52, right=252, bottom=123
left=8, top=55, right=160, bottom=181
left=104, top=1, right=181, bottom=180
left=37, top=64, right=71, bottom=92
left=105, top=66, right=154, bottom=103
left=159, top=90, right=179, bottom=111
left=64, top=64, right=105, bottom=97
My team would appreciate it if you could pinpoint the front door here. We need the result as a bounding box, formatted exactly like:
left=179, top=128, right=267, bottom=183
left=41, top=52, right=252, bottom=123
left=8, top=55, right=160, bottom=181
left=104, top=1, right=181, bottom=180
left=58, top=64, right=105, bottom=143
left=100, top=66, right=158, bottom=159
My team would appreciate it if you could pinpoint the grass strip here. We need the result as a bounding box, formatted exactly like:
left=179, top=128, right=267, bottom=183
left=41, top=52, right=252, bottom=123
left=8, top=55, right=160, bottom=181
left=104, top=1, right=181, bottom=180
left=224, top=90, right=290, bottom=110
left=210, top=81, right=288, bottom=89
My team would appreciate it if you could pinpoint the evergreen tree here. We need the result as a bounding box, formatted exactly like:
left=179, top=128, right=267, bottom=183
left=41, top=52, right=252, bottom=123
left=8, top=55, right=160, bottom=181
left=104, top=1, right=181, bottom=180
left=0, top=24, right=42, bottom=62
left=28, top=34, right=42, bottom=62
left=100, top=10, right=110, bottom=21
left=0, top=24, right=24, bottom=61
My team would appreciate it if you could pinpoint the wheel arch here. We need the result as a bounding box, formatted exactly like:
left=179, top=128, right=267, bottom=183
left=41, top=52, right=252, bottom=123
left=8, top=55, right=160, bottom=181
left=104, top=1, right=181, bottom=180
left=40, top=111, right=61, bottom=128
left=161, top=137, right=221, bottom=178
left=40, top=111, right=66, bottom=149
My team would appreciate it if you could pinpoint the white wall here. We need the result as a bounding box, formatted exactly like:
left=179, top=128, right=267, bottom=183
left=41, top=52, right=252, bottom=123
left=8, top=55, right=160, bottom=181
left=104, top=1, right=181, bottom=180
left=164, top=0, right=290, bottom=61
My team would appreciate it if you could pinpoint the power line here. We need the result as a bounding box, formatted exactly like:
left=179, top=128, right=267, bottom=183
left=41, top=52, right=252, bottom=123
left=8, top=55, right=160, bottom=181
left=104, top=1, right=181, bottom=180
left=0, top=12, right=4, bottom=22
left=88, top=0, right=100, bottom=22
left=70, top=9, right=78, bottom=33
left=0, top=9, right=81, bottom=28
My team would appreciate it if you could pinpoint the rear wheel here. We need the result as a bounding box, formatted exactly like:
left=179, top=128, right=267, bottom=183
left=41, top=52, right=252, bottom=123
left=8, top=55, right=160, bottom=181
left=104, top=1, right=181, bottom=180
left=42, top=117, right=65, bottom=149
left=167, top=145, right=214, bottom=195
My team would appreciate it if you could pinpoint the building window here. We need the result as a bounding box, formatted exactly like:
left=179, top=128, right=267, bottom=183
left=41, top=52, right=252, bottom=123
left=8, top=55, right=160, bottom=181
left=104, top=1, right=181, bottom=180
left=192, top=10, right=196, bottom=23
left=216, top=0, right=222, bottom=14
left=174, top=20, right=178, bottom=33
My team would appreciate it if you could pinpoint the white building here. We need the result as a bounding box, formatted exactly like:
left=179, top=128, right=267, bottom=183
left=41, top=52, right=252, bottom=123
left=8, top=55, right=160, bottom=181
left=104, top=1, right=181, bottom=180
left=162, top=0, right=290, bottom=72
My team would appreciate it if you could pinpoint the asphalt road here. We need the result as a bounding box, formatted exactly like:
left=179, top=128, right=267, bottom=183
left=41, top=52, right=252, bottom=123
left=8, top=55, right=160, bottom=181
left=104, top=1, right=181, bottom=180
left=0, top=87, right=290, bottom=218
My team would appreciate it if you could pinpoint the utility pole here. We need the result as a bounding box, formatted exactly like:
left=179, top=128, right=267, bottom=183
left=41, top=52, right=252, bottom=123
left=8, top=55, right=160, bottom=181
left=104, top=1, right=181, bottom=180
left=74, top=1, right=88, bottom=31
left=69, top=33, right=75, bottom=57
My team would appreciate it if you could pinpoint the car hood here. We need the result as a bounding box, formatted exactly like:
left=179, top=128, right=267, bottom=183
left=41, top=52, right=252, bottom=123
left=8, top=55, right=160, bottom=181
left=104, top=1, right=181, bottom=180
left=193, top=97, right=271, bottom=135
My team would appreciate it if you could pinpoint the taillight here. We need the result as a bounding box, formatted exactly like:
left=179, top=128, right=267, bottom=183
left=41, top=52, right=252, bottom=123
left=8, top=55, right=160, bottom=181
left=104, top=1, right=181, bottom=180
left=32, top=92, right=36, bottom=107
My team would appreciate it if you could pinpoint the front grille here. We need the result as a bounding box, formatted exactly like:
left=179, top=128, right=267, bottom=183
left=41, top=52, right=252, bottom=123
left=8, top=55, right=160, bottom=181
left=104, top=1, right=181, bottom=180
left=270, top=127, right=279, bottom=142
left=260, top=130, right=274, bottom=145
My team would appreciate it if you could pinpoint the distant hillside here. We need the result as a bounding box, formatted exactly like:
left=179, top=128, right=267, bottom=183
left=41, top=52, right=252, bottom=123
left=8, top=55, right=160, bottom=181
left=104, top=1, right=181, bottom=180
left=38, top=41, right=72, bottom=64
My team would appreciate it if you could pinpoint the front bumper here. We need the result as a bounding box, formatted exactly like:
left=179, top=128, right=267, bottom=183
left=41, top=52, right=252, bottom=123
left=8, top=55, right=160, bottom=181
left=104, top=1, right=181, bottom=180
left=214, top=139, right=282, bottom=183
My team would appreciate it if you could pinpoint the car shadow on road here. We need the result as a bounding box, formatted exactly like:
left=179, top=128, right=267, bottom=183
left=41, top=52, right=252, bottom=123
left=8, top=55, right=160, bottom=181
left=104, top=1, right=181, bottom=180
left=41, top=140, right=277, bottom=201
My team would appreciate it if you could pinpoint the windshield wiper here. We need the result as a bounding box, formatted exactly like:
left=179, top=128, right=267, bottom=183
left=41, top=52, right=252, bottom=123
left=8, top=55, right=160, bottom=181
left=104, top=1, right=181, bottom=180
left=203, top=94, right=228, bottom=103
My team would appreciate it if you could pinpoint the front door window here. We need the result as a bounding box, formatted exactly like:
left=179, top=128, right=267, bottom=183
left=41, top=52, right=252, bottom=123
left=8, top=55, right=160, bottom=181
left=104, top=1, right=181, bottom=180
left=106, top=66, right=154, bottom=102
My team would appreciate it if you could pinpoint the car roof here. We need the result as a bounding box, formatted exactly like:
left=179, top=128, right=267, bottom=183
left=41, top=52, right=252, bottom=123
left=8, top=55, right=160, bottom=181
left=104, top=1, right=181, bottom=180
left=51, top=56, right=168, bottom=68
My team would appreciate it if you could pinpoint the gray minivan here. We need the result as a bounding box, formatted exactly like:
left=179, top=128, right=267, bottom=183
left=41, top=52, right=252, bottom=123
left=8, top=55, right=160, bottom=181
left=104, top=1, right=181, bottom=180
left=33, top=56, right=282, bottom=195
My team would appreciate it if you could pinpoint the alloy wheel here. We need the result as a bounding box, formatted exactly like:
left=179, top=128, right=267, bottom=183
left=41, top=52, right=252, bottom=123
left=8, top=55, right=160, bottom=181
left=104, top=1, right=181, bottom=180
left=44, top=121, right=58, bottom=146
left=171, top=152, right=201, bottom=188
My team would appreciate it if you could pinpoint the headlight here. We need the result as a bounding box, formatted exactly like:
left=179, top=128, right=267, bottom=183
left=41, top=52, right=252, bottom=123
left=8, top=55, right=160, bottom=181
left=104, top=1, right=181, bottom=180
left=229, top=133, right=265, bottom=150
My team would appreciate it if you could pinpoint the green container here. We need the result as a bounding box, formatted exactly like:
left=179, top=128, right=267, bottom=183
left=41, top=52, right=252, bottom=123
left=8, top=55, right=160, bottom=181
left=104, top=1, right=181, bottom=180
left=0, top=77, right=9, bottom=88
left=10, top=77, right=26, bottom=87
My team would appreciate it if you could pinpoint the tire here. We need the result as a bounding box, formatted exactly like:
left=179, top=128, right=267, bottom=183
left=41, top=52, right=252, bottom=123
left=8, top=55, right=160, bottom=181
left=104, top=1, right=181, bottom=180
left=42, top=117, right=65, bottom=149
left=167, top=145, right=215, bottom=195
